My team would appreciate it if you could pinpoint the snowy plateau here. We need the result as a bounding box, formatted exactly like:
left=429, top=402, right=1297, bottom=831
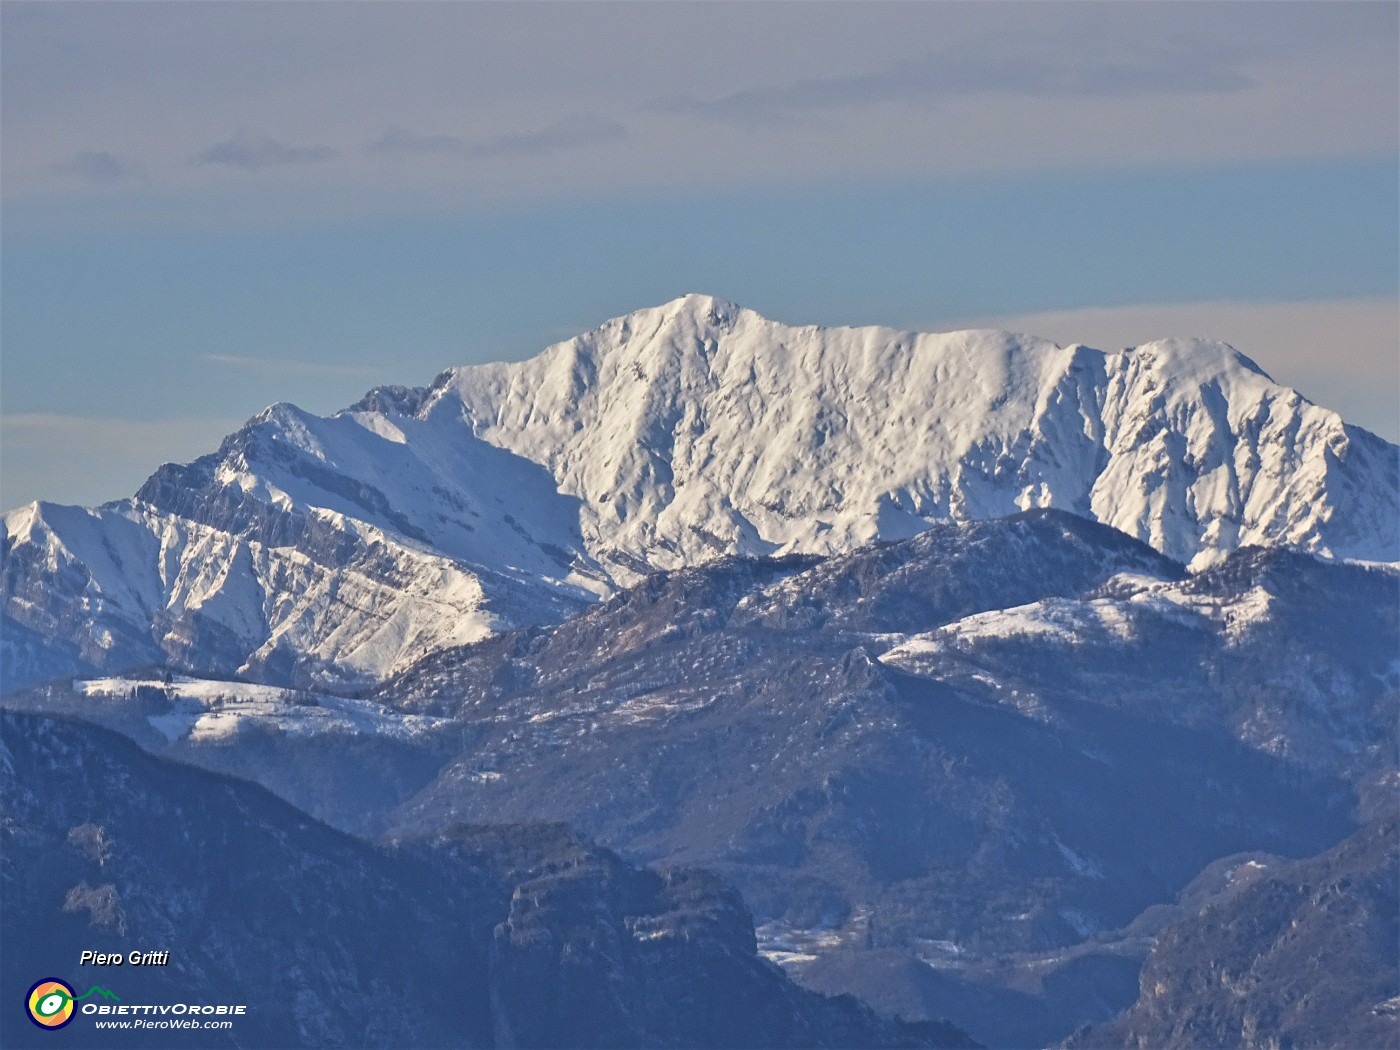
left=3, top=293, right=1396, bottom=690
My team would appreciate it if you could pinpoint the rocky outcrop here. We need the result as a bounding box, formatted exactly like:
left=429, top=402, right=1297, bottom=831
left=0, top=711, right=971, bottom=1049
left=1065, top=820, right=1399, bottom=1050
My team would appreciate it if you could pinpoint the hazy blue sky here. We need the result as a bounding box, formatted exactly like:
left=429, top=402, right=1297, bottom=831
left=2, top=1, right=1396, bottom=507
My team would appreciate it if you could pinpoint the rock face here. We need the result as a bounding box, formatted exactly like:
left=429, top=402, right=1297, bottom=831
left=443, top=296, right=1397, bottom=570
left=0, top=711, right=971, bottom=1050
left=441, top=825, right=972, bottom=1050
left=6, top=511, right=1394, bottom=1046
left=5, top=294, right=1396, bottom=690
left=1065, top=819, right=1399, bottom=1050
left=363, top=512, right=1392, bottom=1046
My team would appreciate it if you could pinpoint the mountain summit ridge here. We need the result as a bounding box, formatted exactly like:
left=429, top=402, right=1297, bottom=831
left=418, top=292, right=1394, bottom=566
left=4, top=295, right=1396, bottom=688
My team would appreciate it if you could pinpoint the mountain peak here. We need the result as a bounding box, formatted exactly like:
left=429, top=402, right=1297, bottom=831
left=4, top=300, right=1396, bottom=689
left=1122, top=336, right=1272, bottom=383
left=659, top=291, right=744, bottom=319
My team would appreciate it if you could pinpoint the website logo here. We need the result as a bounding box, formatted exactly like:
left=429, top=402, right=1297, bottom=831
left=25, top=979, right=119, bottom=1030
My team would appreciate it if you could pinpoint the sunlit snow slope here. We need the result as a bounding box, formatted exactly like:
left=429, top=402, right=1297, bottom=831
left=4, top=294, right=1396, bottom=688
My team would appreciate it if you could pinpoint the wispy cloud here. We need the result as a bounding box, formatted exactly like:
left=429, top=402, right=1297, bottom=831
left=364, top=125, right=466, bottom=157
left=364, top=113, right=625, bottom=161
left=660, top=34, right=1255, bottom=125
left=53, top=150, right=144, bottom=183
left=193, top=131, right=335, bottom=170
left=472, top=112, right=625, bottom=158
left=202, top=352, right=382, bottom=379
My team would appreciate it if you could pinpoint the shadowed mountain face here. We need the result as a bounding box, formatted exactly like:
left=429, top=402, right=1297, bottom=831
left=0, top=711, right=972, bottom=1050
left=362, top=512, right=1392, bottom=1046
left=6, top=510, right=1393, bottom=1047
left=5, top=295, right=1396, bottom=692
left=1064, top=819, right=1399, bottom=1050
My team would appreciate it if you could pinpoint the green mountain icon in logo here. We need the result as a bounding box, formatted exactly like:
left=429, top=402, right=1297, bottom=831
left=73, top=986, right=120, bottom=1003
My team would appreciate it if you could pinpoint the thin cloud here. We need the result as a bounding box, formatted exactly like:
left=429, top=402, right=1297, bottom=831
left=365, top=125, right=466, bottom=157
left=52, top=150, right=144, bottom=183
left=470, top=113, right=625, bottom=158
left=203, top=352, right=382, bottom=379
left=194, top=131, right=335, bottom=170
left=365, top=114, right=625, bottom=162
left=661, top=34, right=1255, bottom=125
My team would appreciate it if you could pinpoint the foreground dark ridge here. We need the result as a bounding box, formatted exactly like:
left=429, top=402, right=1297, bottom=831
left=0, top=710, right=973, bottom=1049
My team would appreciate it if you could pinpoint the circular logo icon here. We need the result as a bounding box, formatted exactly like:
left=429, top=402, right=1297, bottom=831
left=26, top=979, right=76, bottom=1030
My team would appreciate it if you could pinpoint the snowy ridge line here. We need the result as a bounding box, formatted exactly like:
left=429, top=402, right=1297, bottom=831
left=3, top=294, right=1396, bottom=689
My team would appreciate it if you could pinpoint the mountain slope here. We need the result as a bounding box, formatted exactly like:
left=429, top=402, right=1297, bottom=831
left=444, top=296, right=1396, bottom=571
left=1063, top=819, right=1399, bottom=1050
left=0, top=710, right=971, bottom=1049
left=4, top=294, right=1396, bottom=689
left=363, top=514, right=1386, bottom=1045
left=6, top=511, right=1392, bottom=1046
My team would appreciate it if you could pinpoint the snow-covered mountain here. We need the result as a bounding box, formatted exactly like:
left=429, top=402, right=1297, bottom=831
left=20, top=511, right=1384, bottom=1047
left=4, top=294, right=1396, bottom=688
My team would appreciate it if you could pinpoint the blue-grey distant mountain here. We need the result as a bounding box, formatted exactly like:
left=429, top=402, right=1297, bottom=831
left=4, top=295, right=1396, bottom=690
